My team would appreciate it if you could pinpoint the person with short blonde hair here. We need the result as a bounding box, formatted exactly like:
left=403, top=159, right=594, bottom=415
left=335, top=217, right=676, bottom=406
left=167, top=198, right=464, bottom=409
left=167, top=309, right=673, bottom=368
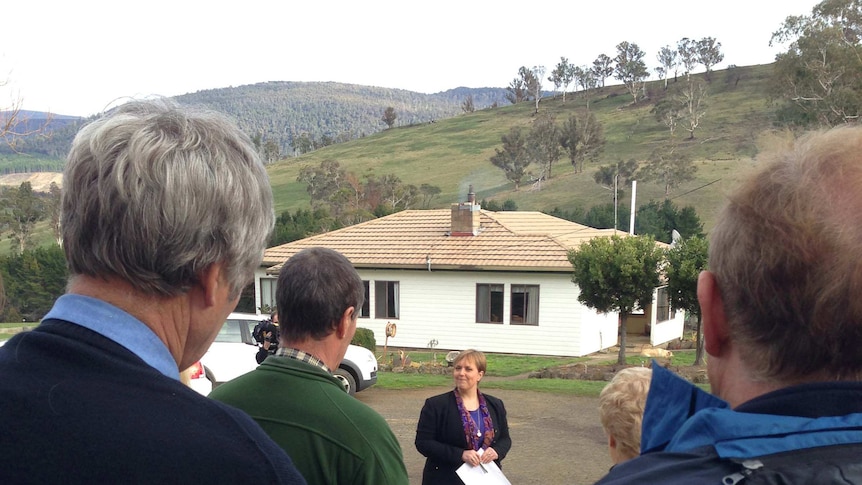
left=416, top=349, right=512, bottom=485
left=599, top=367, right=652, bottom=464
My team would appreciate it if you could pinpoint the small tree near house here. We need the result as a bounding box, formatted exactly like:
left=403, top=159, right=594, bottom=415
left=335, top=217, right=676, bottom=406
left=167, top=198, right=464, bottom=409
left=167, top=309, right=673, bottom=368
left=569, top=235, right=664, bottom=364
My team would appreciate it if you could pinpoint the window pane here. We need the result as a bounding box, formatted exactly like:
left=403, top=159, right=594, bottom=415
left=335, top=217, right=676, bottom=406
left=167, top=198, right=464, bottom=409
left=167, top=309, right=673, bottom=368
left=260, top=278, right=277, bottom=312
left=375, top=281, right=400, bottom=319
left=511, top=284, right=539, bottom=325
left=476, top=284, right=504, bottom=323
left=360, top=281, right=370, bottom=318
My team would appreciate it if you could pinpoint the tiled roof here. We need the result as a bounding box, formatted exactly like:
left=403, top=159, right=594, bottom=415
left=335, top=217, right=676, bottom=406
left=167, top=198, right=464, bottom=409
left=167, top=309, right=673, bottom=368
left=264, top=209, right=627, bottom=274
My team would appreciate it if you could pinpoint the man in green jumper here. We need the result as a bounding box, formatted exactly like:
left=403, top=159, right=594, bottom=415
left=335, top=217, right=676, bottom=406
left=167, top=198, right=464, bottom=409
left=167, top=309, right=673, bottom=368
left=211, top=247, right=409, bottom=485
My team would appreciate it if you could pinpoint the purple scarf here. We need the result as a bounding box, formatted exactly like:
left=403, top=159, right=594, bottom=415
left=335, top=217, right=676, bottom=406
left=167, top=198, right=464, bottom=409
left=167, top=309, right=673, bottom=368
left=454, top=388, right=495, bottom=451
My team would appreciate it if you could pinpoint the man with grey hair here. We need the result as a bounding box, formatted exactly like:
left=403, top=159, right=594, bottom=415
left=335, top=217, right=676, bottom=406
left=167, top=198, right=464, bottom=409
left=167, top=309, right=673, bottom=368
left=596, top=126, right=862, bottom=483
left=211, top=247, right=409, bottom=485
left=0, top=100, right=306, bottom=483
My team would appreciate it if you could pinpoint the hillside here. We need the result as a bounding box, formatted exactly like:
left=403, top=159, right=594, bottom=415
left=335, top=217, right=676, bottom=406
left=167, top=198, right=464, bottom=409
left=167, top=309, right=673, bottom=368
left=267, top=64, right=784, bottom=232
left=2, top=63, right=789, bottom=235
left=4, top=83, right=507, bottom=161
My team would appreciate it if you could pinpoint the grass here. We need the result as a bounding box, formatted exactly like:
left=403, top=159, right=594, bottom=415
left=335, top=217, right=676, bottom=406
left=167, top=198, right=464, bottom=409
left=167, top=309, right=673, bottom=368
left=376, top=350, right=607, bottom=396
left=599, top=349, right=701, bottom=367
left=266, top=64, right=780, bottom=233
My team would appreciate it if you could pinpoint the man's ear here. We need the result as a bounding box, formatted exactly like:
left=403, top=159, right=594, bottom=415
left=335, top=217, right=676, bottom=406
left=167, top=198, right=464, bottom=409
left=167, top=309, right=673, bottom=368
left=334, top=306, right=356, bottom=339
left=199, top=262, right=227, bottom=308
left=698, top=270, right=729, bottom=357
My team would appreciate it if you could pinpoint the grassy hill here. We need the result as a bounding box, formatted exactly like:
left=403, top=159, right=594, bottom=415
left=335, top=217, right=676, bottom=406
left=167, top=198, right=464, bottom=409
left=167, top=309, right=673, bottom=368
left=268, top=63, right=786, bottom=232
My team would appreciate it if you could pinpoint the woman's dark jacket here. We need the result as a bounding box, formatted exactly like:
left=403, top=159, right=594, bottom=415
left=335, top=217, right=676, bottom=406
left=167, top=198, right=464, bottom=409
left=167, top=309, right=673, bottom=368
left=415, top=391, right=511, bottom=485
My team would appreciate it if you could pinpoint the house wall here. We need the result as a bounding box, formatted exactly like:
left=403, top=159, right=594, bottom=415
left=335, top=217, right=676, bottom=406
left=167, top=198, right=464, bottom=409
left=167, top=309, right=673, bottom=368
left=299, top=268, right=621, bottom=357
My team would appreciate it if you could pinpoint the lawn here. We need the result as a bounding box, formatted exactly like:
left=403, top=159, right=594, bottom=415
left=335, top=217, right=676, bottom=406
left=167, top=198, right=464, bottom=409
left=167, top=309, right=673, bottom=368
left=375, top=349, right=608, bottom=396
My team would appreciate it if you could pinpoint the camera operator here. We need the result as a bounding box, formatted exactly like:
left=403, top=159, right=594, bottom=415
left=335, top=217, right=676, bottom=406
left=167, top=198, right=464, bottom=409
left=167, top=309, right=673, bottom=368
left=253, top=311, right=279, bottom=364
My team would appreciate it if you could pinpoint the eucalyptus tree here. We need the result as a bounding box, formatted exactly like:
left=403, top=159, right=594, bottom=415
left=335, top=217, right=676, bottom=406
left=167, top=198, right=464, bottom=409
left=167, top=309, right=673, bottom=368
left=656, top=45, right=679, bottom=89
left=527, top=113, right=561, bottom=178
left=613, top=41, right=649, bottom=104
left=560, top=112, right=605, bottom=174
left=696, top=37, right=724, bottom=81
left=592, top=53, right=614, bottom=88
left=490, top=127, right=531, bottom=190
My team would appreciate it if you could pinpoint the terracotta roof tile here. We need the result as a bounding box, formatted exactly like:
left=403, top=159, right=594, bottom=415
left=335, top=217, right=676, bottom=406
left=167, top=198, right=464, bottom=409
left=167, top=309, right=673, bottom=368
left=263, top=209, right=631, bottom=274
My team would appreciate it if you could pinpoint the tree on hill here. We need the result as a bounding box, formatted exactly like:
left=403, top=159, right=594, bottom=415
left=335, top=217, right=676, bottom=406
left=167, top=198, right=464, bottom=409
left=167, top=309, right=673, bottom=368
left=461, top=95, right=475, bottom=113
left=382, top=107, right=398, bottom=129
left=696, top=37, right=724, bottom=82
left=656, top=45, right=679, bottom=89
left=549, top=57, right=576, bottom=103
left=505, top=67, right=535, bottom=105
left=592, top=54, right=614, bottom=88
left=677, top=37, right=700, bottom=82
left=569, top=235, right=664, bottom=364
left=613, top=41, right=649, bottom=104
left=593, top=159, right=638, bottom=230
left=419, top=183, right=442, bottom=209
left=666, top=235, right=709, bottom=365
left=680, top=78, right=708, bottom=139
left=297, top=159, right=347, bottom=207
left=638, top=144, right=697, bottom=196
left=530, top=66, right=546, bottom=114
left=560, top=112, right=605, bottom=174
left=527, top=113, right=561, bottom=179
left=574, top=66, right=599, bottom=109
left=770, top=0, right=862, bottom=126
left=490, top=127, right=531, bottom=190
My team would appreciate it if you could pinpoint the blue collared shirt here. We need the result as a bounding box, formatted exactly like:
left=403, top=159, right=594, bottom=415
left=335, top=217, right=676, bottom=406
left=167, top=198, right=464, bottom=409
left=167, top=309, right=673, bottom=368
left=42, top=294, right=179, bottom=380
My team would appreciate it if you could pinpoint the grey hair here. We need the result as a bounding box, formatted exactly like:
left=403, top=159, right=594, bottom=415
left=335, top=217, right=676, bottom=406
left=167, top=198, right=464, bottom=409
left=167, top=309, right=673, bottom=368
left=61, top=99, right=274, bottom=297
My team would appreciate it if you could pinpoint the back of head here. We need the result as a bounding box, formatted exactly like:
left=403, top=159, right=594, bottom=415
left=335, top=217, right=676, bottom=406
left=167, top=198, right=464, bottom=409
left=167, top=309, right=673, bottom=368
left=276, top=247, right=364, bottom=343
left=62, top=99, right=274, bottom=297
left=710, top=126, right=862, bottom=382
left=599, top=367, right=651, bottom=462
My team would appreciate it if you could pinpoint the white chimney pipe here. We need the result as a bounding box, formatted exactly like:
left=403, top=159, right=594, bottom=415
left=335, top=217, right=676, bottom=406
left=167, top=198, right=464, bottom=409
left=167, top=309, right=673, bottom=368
left=629, top=180, right=637, bottom=235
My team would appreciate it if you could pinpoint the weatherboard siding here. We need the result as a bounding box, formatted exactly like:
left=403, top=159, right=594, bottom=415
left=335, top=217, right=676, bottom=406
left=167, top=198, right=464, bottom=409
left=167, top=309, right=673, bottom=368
left=354, top=268, right=613, bottom=357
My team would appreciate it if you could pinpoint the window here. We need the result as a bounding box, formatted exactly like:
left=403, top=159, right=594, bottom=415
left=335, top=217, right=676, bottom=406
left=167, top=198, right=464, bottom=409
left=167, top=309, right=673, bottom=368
left=375, top=281, right=399, bottom=319
left=260, top=278, right=277, bottom=312
left=511, top=285, right=539, bottom=325
left=476, top=284, right=504, bottom=323
left=656, top=286, right=674, bottom=322
left=359, top=281, right=370, bottom=318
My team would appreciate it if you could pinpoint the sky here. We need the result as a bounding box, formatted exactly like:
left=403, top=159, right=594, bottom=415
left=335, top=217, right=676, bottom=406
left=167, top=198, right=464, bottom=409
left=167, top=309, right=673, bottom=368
left=4, top=0, right=821, bottom=117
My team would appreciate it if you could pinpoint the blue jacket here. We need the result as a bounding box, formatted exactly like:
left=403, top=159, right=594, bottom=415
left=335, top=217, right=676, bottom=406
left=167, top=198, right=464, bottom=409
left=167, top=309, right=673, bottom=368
left=595, top=365, right=862, bottom=484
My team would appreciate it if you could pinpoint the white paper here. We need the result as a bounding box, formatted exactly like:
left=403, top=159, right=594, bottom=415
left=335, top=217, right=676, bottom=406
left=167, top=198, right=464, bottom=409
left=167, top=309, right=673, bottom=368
left=455, top=449, right=511, bottom=485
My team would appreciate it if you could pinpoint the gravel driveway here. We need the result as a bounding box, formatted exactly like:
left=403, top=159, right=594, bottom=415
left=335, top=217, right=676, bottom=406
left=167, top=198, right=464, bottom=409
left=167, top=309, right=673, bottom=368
left=357, top=386, right=612, bottom=484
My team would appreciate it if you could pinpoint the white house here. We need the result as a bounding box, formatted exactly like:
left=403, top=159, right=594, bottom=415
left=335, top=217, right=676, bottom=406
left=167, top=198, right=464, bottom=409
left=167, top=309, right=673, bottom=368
left=253, top=195, right=684, bottom=357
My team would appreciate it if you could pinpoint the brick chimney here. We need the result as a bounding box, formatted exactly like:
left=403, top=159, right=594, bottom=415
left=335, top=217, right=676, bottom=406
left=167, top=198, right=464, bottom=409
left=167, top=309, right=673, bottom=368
left=450, top=185, right=480, bottom=236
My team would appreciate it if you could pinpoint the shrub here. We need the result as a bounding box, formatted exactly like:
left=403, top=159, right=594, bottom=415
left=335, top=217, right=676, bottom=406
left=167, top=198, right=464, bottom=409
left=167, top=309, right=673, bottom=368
left=351, top=327, right=376, bottom=352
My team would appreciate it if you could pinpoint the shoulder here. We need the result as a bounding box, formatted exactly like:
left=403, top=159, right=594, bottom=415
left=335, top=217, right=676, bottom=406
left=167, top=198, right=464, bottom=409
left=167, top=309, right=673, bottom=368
left=423, top=391, right=454, bottom=407
left=482, top=393, right=506, bottom=408
left=595, top=447, right=735, bottom=484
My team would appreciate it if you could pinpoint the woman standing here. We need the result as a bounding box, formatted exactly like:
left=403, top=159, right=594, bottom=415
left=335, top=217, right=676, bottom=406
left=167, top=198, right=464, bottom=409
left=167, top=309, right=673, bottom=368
left=415, top=349, right=511, bottom=484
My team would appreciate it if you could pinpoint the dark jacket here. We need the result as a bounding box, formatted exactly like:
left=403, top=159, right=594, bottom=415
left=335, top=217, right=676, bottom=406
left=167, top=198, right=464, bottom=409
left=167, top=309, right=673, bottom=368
left=595, top=365, right=862, bottom=484
left=415, top=390, right=512, bottom=485
left=0, top=319, right=306, bottom=484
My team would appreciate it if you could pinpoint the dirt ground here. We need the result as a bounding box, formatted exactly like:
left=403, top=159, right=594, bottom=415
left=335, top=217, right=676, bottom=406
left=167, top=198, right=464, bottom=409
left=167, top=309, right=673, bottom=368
left=357, top=386, right=613, bottom=485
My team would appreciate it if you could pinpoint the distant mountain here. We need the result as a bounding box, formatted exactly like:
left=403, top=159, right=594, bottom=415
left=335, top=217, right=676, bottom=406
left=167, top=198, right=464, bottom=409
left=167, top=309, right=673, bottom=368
left=2, top=83, right=508, bottom=160
left=174, top=82, right=508, bottom=154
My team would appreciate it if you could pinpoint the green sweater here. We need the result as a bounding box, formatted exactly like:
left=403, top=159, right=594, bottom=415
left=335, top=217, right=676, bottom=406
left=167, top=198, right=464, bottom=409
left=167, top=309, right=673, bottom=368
left=210, top=356, right=408, bottom=485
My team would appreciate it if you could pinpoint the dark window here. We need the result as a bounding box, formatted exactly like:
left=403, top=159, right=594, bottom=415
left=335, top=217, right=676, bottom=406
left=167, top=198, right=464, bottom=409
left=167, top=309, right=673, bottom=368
left=374, top=281, right=399, bottom=319
left=476, top=284, right=504, bottom=323
left=359, top=281, right=370, bottom=318
left=511, top=285, right=540, bottom=325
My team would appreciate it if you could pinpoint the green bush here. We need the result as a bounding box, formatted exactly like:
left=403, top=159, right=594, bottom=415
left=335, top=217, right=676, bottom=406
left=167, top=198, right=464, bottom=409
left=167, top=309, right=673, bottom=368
left=351, top=327, right=376, bottom=352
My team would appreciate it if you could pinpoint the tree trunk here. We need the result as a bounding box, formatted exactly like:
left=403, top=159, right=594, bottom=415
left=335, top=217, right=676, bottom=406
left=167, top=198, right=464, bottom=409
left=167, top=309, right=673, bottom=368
left=694, top=313, right=705, bottom=366
left=618, top=313, right=628, bottom=365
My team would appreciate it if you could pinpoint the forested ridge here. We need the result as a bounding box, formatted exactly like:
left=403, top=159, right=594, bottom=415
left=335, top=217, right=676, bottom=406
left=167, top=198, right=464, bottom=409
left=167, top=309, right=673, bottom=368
left=1, top=82, right=507, bottom=164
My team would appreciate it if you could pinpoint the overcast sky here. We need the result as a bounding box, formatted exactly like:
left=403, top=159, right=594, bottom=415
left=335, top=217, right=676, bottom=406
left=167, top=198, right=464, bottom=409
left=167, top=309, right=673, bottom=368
left=4, top=0, right=821, bottom=117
